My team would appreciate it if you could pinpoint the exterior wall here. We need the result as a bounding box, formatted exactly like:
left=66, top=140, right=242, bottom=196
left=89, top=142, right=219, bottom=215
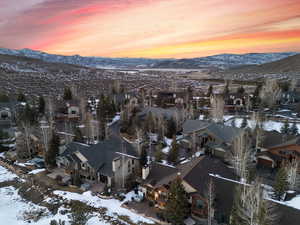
left=269, top=144, right=300, bottom=161
left=182, top=180, right=197, bottom=193
left=257, top=157, right=274, bottom=168
left=113, top=157, right=139, bottom=188
left=191, top=194, right=208, bottom=218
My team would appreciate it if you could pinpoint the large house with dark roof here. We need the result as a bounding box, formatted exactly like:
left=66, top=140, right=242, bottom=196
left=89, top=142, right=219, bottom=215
left=182, top=120, right=244, bottom=159
left=57, top=134, right=140, bottom=191
left=257, top=134, right=300, bottom=168
left=140, top=156, right=236, bottom=222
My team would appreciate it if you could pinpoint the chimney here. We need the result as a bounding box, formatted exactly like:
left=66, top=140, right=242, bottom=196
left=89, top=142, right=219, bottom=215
left=142, top=165, right=150, bottom=180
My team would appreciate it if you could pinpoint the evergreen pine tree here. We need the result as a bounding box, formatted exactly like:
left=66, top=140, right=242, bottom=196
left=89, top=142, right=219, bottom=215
left=290, top=123, right=298, bottom=135
left=167, top=136, right=179, bottom=164
left=155, top=147, right=164, bottom=162
left=140, top=147, right=148, bottom=167
left=207, top=85, right=213, bottom=97
left=273, top=167, right=288, bottom=201
left=166, top=118, right=177, bottom=138
left=165, top=177, right=190, bottom=225
left=74, top=127, right=84, bottom=142
left=63, top=87, right=72, bottom=100
left=223, top=82, right=230, bottom=96
left=240, top=117, right=248, bottom=128
left=17, top=92, right=26, bottom=102
left=237, top=86, right=245, bottom=95
left=45, top=132, right=60, bottom=168
left=38, top=96, right=45, bottom=115
left=280, top=120, right=290, bottom=134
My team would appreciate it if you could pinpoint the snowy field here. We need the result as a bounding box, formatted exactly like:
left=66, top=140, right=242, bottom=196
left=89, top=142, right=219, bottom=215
left=0, top=165, right=154, bottom=225
left=210, top=115, right=300, bottom=133
left=0, top=164, right=18, bottom=182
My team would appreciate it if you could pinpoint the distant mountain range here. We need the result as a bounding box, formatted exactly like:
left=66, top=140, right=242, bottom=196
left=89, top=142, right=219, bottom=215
left=0, top=47, right=298, bottom=69
left=224, top=53, right=300, bottom=74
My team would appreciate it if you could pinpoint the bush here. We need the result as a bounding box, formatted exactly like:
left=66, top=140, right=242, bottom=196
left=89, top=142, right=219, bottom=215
left=148, top=201, right=154, bottom=207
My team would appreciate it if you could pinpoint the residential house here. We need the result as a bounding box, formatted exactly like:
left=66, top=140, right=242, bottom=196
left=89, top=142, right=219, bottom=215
left=55, top=100, right=80, bottom=121
left=224, top=93, right=249, bottom=112
left=57, top=133, right=140, bottom=191
left=257, top=134, right=300, bottom=169
left=140, top=156, right=237, bottom=223
left=182, top=120, right=244, bottom=159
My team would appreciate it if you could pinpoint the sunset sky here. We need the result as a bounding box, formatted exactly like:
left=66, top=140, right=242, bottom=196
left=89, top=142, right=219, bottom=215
left=1, top=0, right=300, bottom=58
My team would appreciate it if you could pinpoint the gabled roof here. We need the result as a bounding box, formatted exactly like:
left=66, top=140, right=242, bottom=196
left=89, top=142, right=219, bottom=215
left=259, top=130, right=296, bottom=149
left=179, top=156, right=236, bottom=196
left=138, top=107, right=182, bottom=120
left=182, top=120, right=210, bottom=134
left=62, top=133, right=138, bottom=177
left=183, top=120, right=243, bottom=144
left=268, top=136, right=300, bottom=149
left=143, top=163, right=178, bottom=188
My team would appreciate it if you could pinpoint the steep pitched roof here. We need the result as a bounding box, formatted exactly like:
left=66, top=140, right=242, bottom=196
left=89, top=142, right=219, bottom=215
left=143, top=163, right=178, bottom=188
left=138, top=107, right=182, bottom=120
left=183, top=120, right=243, bottom=144
left=259, top=130, right=296, bottom=149
left=268, top=136, right=300, bottom=149
left=62, top=133, right=138, bottom=177
left=179, top=156, right=236, bottom=196
left=182, top=120, right=210, bottom=134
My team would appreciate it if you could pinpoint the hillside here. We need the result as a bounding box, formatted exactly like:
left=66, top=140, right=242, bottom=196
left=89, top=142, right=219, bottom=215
left=0, top=53, right=91, bottom=74
left=226, top=54, right=300, bottom=74
left=0, top=48, right=297, bottom=69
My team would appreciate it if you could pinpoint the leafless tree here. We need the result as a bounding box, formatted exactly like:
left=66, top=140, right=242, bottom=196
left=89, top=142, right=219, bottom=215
left=229, top=131, right=252, bottom=181
left=260, top=79, right=281, bottom=108
left=251, top=111, right=265, bottom=150
left=234, top=179, right=278, bottom=225
left=20, top=121, right=34, bottom=158
left=210, top=94, right=224, bottom=123
left=207, top=178, right=215, bottom=225
left=284, top=159, right=299, bottom=191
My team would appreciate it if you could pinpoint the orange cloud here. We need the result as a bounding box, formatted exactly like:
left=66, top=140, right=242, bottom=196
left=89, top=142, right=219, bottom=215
left=1, top=0, right=300, bottom=58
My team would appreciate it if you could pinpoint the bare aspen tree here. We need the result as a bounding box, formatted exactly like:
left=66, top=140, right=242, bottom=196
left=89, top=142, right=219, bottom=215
left=260, top=79, right=282, bottom=108
left=233, top=179, right=278, bottom=225
left=79, top=96, right=87, bottom=123
left=251, top=111, right=265, bottom=150
left=210, top=94, right=224, bottom=123
left=230, top=131, right=251, bottom=181
left=174, top=110, right=181, bottom=132
left=284, top=159, right=299, bottom=191
left=290, top=79, right=298, bottom=92
left=21, top=121, right=33, bottom=158
left=207, top=178, right=215, bottom=225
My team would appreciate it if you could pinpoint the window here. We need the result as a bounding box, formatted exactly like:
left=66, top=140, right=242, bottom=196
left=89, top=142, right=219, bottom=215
left=196, top=199, right=205, bottom=209
left=132, top=159, right=135, bottom=165
left=71, top=110, right=76, bottom=114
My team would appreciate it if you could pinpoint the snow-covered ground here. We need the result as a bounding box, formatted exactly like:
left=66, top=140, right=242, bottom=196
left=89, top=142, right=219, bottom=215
left=225, top=117, right=300, bottom=133
left=283, top=194, right=300, bottom=210
left=53, top=190, right=154, bottom=224
left=28, top=169, right=46, bottom=175
left=0, top=165, right=18, bottom=182
left=0, top=186, right=70, bottom=225
left=200, top=114, right=300, bottom=133
left=0, top=164, right=154, bottom=225
left=107, top=114, right=120, bottom=126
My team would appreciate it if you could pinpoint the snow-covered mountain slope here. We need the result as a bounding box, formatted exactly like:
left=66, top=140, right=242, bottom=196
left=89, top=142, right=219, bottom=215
left=0, top=47, right=297, bottom=69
